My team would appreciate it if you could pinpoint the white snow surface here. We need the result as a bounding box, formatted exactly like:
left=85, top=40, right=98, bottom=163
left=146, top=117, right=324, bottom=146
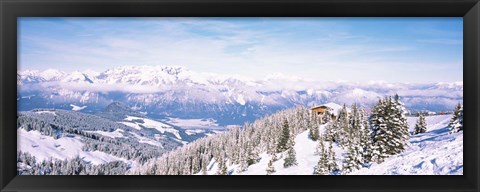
left=17, top=129, right=128, bottom=165
left=166, top=118, right=222, bottom=130
left=34, top=111, right=56, bottom=116
left=70, top=104, right=87, bottom=111
left=130, top=132, right=164, bottom=148
left=201, top=114, right=461, bottom=175
left=123, top=116, right=181, bottom=139
left=351, top=114, right=462, bottom=175
left=84, top=129, right=124, bottom=139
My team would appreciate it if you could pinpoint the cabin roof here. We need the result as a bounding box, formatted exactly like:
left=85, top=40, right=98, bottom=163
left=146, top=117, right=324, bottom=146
left=311, top=102, right=351, bottom=113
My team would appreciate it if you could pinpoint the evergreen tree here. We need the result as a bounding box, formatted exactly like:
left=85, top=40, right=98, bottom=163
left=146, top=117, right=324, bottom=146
left=414, top=112, right=427, bottom=135
left=309, top=114, right=320, bottom=141
left=246, top=141, right=259, bottom=165
left=277, top=119, right=290, bottom=152
left=314, top=140, right=328, bottom=175
left=324, top=120, right=338, bottom=142
left=358, top=105, right=374, bottom=164
left=449, top=103, right=463, bottom=133
left=326, top=141, right=339, bottom=174
left=337, top=104, right=351, bottom=147
left=283, top=136, right=297, bottom=168
left=342, top=142, right=363, bottom=174
left=216, top=156, right=228, bottom=175
left=371, top=95, right=410, bottom=163
left=266, top=158, right=276, bottom=175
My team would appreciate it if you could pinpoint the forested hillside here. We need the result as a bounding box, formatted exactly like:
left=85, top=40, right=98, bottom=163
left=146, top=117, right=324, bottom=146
left=131, top=95, right=456, bottom=175
left=17, top=96, right=463, bottom=175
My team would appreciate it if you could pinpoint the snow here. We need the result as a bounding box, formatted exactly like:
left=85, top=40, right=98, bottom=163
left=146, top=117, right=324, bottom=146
left=351, top=114, right=462, bottom=175
left=166, top=118, right=221, bottom=130
left=200, top=114, right=461, bottom=175
left=123, top=116, right=182, bottom=139
left=35, top=111, right=56, bottom=116
left=129, top=132, right=163, bottom=148
left=84, top=129, right=124, bottom=139
left=39, top=69, right=66, bottom=81
left=70, top=104, right=87, bottom=111
left=120, top=121, right=142, bottom=130
left=18, top=66, right=462, bottom=114
left=236, top=94, right=246, bottom=105
left=17, top=129, right=128, bottom=165
left=185, top=129, right=206, bottom=135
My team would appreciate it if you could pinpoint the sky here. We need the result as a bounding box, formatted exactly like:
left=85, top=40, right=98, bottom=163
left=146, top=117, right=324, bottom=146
left=18, top=17, right=463, bottom=83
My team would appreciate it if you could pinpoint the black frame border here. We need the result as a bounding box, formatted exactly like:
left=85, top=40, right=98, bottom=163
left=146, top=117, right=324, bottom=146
left=1, top=0, right=479, bottom=192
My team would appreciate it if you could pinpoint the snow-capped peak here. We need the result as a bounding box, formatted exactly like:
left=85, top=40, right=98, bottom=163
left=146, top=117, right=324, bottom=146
left=61, top=71, right=94, bottom=83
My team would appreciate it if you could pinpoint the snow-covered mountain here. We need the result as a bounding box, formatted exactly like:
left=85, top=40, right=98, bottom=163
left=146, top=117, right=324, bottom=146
left=18, top=66, right=463, bottom=125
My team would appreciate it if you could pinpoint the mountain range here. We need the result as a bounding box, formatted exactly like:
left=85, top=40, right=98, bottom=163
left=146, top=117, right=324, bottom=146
left=18, top=65, right=463, bottom=126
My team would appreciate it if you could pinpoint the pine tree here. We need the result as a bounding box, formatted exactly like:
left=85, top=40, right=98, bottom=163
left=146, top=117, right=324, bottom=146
left=337, top=104, right=351, bottom=147
left=277, top=119, right=290, bottom=152
left=283, top=136, right=297, bottom=168
left=391, top=94, right=410, bottom=154
left=342, top=141, right=363, bottom=174
left=449, top=103, right=463, bottom=133
left=414, top=112, right=427, bottom=135
left=246, top=141, right=259, bottom=165
left=359, top=105, right=373, bottom=164
left=324, top=120, right=338, bottom=142
left=266, top=158, right=276, bottom=175
left=326, top=141, right=339, bottom=174
left=237, top=151, right=248, bottom=173
left=314, top=140, right=328, bottom=175
left=309, top=114, right=320, bottom=141
left=371, top=95, right=410, bottom=163
left=216, top=156, right=228, bottom=175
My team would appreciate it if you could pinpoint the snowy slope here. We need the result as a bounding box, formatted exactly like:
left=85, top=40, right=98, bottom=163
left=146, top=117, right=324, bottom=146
left=350, top=115, right=462, bottom=175
left=201, top=114, right=461, bottom=175
left=122, top=116, right=182, bottom=139
left=18, top=129, right=129, bottom=165
left=70, top=104, right=87, bottom=111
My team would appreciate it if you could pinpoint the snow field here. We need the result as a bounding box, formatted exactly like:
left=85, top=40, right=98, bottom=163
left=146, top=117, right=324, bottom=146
left=123, top=116, right=182, bottom=139
left=18, top=129, right=129, bottom=165
left=84, top=129, right=124, bottom=139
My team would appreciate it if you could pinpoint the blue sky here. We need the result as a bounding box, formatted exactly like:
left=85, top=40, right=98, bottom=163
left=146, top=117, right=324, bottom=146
left=19, top=17, right=463, bottom=83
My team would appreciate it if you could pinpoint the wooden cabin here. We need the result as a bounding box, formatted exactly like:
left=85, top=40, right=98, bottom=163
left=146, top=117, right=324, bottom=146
left=311, top=106, right=329, bottom=115
left=311, top=103, right=344, bottom=121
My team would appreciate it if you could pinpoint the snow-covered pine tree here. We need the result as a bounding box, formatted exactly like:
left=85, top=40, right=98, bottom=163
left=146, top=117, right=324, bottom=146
left=246, top=141, right=259, bottom=165
left=237, top=150, right=248, bottom=173
left=342, top=141, right=363, bottom=174
left=337, top=104, right=351, bottom=147
left=277, top=119, right=290, bottom=153
left=359, top=105, right=374, bottom=164
left=309, top=113, right=320, bottom=141
left=414, top=112, right=427, bottom=135
left=283, top=135, right=298, bottom=168
left=371, top=95, right=410, bottom=163
left=266, top=158, right=276, bottom=175
left=314, top=140, right=328, bottom=175
left=326, top=141, right=339, bottom=174
left=449, top=103, right=463, bottom=133
left=216, top=156, right=228, bottom=175
left=324, top=120, right=338, bottom=142
left=390, top=94, right=410, bottom=154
